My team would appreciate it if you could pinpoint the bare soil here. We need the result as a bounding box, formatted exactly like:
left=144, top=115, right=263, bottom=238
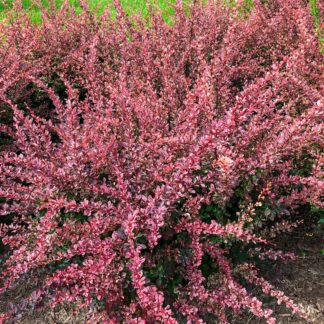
left=1, top=228, right=323, bottom=324
left=233, top=228, right=324, bottom=324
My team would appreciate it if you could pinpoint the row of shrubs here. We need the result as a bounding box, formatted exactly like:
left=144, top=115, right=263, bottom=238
left=0, top=0, right=323, bottom=322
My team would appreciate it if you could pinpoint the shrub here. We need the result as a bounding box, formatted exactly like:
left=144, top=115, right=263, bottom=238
left=0, top=0, right=323, bottom=322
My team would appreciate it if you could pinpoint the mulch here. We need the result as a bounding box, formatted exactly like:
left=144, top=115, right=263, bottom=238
left=1, top=226, right=323, bottom=324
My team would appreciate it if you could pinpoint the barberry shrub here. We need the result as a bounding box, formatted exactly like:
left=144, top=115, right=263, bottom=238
left=0, top=0, right=323, bottom=322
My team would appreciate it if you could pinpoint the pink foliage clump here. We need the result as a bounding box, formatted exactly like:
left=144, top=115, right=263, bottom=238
left=0, top=0, right=323, bottom=322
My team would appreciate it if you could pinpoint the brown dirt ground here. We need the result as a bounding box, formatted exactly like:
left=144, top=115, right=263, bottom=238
left=232, top=228, right=324, bottom=324
left=0, top=228, right=323, bottom=324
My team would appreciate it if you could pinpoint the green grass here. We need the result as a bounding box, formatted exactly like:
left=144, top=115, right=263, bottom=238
left=310, top=0, right=323, bottom=50
left=0, top=0, right=323, bottom=46
left=0, top=0, right=184, bottom=24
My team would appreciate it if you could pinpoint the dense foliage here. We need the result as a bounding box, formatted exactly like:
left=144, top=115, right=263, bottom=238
left=0, top=0, right=323, bottom=322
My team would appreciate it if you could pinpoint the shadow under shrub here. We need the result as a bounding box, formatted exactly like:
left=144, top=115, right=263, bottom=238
left=0, top=0, right=323, bottom=323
